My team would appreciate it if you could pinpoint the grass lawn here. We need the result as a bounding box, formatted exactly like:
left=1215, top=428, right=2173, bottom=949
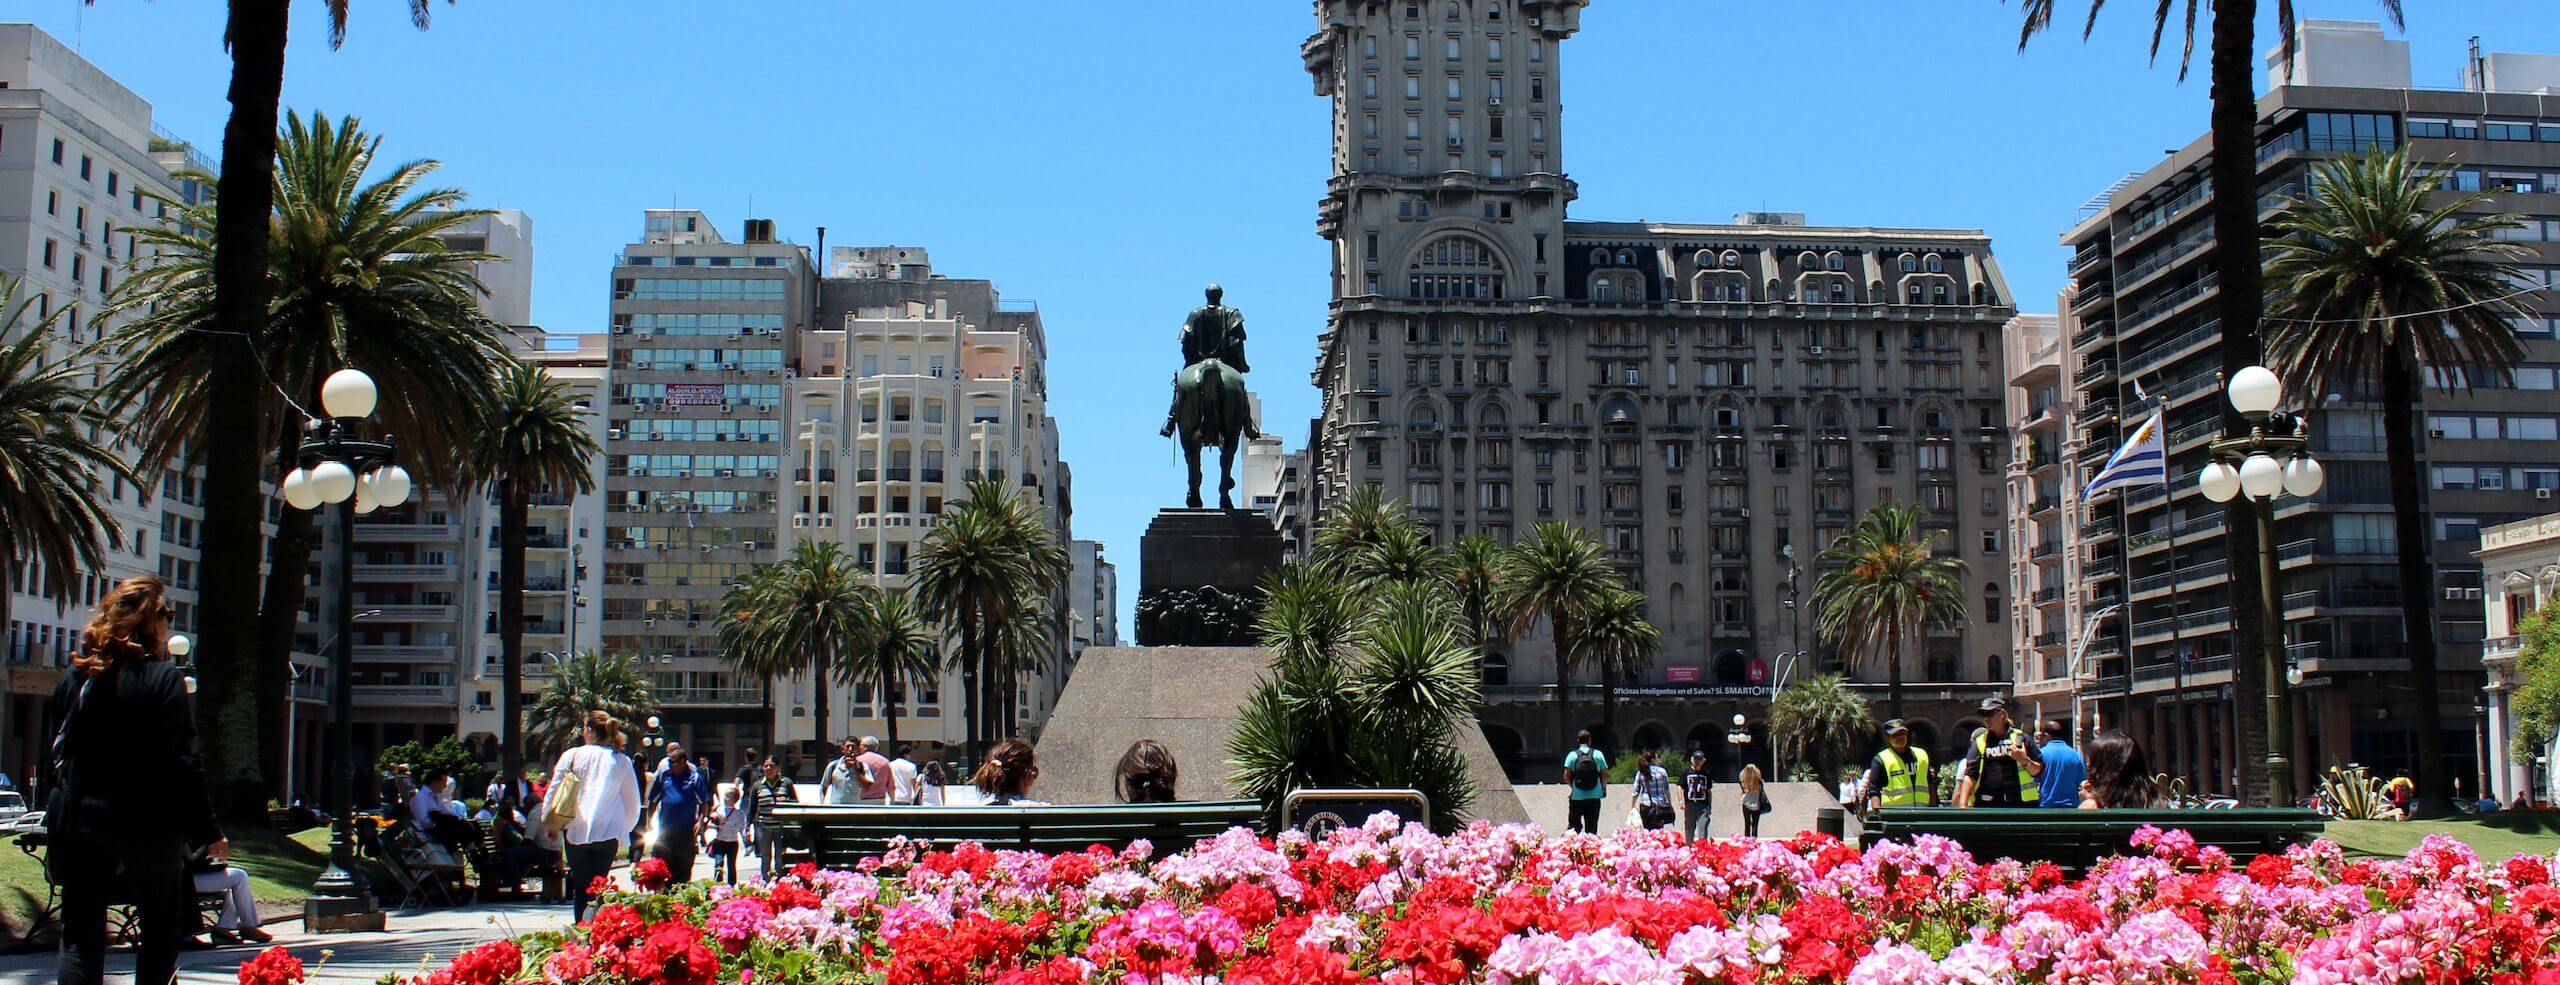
left=2328, top=814, right=2560, bottom=862
left=1, top=826, right=389, bottom=941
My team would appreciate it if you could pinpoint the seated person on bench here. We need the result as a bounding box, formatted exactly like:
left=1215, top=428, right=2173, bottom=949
left=188, top=845, right=272, bottom=945
left=487, top=802, right=561, bottom=890
left=408, top=771, right=482, bottom=861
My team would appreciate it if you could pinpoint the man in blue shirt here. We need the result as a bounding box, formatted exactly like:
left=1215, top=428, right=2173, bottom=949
left=1561, top=729, right=1609, bottom=834
left=645, top=747, right=713, bottom=882
left=2035, top=720, right=2086, bottom=809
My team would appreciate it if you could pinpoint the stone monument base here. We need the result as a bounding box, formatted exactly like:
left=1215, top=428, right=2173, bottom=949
left=1034, top=646, right=1529, bottom=825
left=1137, top=509, right=1285, bottom=646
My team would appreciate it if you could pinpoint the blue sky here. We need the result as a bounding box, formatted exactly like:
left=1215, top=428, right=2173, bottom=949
left=24, top=1, right=2557, bottom=631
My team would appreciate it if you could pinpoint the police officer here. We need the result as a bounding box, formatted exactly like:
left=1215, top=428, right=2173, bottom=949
left=1954, top=697, right=2043, bottom=807
left=1860, top=719, right=1937, bottom=812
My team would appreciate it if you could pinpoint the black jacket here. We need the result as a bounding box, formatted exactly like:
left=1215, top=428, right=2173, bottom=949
left=42, top=658, right=222, bottom=847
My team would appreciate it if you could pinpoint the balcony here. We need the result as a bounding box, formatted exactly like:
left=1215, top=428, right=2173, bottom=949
left=353, top=684, right=458, bottom=707
left=2486, top=635, right=2523, bottom=663
left=491, top=533, right=569, bottom=550
left=365, top=604, right=458, bottom=622
left=2033, top=586, right=2064, bottom=605
left=353, top=643, right=458, bottom=664
left=658, top=686, right=768, bottom=706
left=353, top=563, right=457, bottom=582
left=2123, top=319, right=2221, bottom=378
left=2080, top=357, right=2117, bottom=380
left=353, top=523, right=460, bottom=544
left=2120, top=278, right=2219, bottom=336
left=2133, top=655, right=2233, bottom=683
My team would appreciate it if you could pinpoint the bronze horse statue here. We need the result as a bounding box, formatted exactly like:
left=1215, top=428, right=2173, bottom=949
left=1161, top=284, right=1262, bottom=510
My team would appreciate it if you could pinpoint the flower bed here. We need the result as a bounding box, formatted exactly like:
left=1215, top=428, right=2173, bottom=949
left=245, top=819, right=2560, bottom=984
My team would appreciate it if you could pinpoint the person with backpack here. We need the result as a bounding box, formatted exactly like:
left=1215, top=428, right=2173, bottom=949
left=1680, top=750, right=1715, bottom=841
left=1629, top=751, right=1675, bottom=830
left=1561, top=730, right=1609, bottom=834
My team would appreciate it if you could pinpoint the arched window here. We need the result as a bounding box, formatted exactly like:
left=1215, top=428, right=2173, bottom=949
left=1600, top=396, right=1639, bottom=423
left=1446, top=2, right=1462, bottom=19
left=1825, top=251, right=1846, bottom=271
left=1408, top=234, right=1507, bottom=300
left=1616, top=249, right=1635, bottom=266
left=1589, top=247, right=1610, bottom=265
left=1408, top=399, right=1440, bottom=426
left=1983, top=581, right=2002, bottom=622
left=1925, top=253, right=1945, bottom=273
left=1898, top=253, right=1918, bottom=273
left=1713, top=403, right=1741, bottom=427
left=1799, top=251, right=1819, bottom=270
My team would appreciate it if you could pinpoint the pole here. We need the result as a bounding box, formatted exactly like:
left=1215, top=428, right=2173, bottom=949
left=283, top=667, right=296, bottom=807
left=305, top=475, right=380, bottom=930
left=2256, top=500, right=2294, bottom=807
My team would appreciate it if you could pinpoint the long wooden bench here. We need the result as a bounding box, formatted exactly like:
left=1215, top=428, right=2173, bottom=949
left=769, top=800, right=1265, bottom=868
left=1861, top=808, right=2325, bottom=871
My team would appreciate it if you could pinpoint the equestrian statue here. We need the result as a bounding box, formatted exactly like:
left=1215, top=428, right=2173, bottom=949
left=1160, top=283, right=1262, bottom=509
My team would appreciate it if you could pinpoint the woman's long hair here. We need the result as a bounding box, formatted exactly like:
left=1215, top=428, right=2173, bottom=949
left=582, top=710, right=623, bottom=748
left=72, top=576, right=173, bottom=678
left=971, top=738, right=1039, bottom=798
left=1738, top=763, right=1764, bottom=792
left=2083, top=731, right=2163, bottom=808
left=1114, top=739, right=1178, bottom=804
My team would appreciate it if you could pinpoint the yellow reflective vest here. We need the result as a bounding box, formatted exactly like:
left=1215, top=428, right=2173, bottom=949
left=1876, top=747, right=1933, bottom=807
left=1971, top=728, right=2039, bottom=805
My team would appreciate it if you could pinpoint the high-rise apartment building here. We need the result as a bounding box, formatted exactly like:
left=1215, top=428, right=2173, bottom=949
left=0, top=24, right=211, bottom=780
left=2002, top=311, right=2095, bottom=729
left=2061, top=20, right=2560, bottom=791
left=606, top=224, right=1077, bottom=766
left=778, top=245, right=1072, bottom=751
left=604, top=211, right=815, bottom=767
left=1069, top=539, right=1119, bottom=662
left=1301, top=0, right=2018, bottom=774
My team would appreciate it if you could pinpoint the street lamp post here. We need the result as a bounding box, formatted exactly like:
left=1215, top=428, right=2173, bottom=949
left=2068, top=604, right=2123, bottom=745
left=2195, top=365, right=2324, bottom=809
left=279, top=369, right=409, bottom=933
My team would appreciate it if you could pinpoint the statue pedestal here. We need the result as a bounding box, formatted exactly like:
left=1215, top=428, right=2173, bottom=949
left=1137, top=509, right=1284, bottom=646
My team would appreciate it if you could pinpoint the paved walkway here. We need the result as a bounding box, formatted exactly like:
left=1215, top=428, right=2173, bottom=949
left=0, top=901, right=574, bottom=984
left=1514, top=782, right=1862, bottom=841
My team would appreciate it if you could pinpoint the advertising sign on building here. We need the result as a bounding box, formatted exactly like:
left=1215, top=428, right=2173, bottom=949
left=665, top=382, right=726, bottom=406
left=1746, top=659, right=1769, bottom=686
left=1666, top=666, right=1701, bottom=684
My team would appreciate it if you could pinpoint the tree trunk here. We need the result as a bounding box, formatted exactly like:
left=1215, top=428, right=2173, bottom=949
left=254, top=414, right=312, bottom=810
left=1601, top=659, right=1618, bottom=750
left=2382, top=340, right=2450, bottom=813
left=2208, top=0, right=2273, bottom=806
left=812, top=651, right=831, bottom=754
left=200, top=0, right=293, bottom=822
left=960, top=612, right=981, bottom=764
left=1551, top=605, right=1572, bottom=757
left=498, top=481, right=528, bottom=784
left=883, top=673, right=901, bottom=752
left=1887, top=619, right=1906, bottom=723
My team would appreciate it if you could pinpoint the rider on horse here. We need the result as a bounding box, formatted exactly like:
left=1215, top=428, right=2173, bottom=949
left=1161, top=284, right=1262, bottom=440
left=1161, top=284, right=1263, bottom=509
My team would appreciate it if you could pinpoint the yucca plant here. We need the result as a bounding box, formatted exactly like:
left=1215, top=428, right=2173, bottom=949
left=1769, top=673, right=1875, bottom=786
left=2318, top=764, right=2389, bottom=820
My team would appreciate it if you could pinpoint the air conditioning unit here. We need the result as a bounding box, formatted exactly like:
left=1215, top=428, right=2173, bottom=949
left=2430, top=428, right=2447, bottom=439
left=643, top=619, right=655, bottom=627
left=765, top=369, right=780, bottom=377
left=2540, top=488, right=2555, bottom=501
left=1489, top=96, right=1502, bottom=106
left=607, top=428, right=624, bottom=440
left=611, top=325, right=630, bottom=335
left=817, top=516, right=836, bottom=528
left=1808, top=345, right=1825, bottom=355
left=1446, top=137, right=1463, bottom=147
left=725, top=332, right=739, bottom=341
left=741, top=541, right=758, bottom=551
left=721, top=405, right=735, bottom=414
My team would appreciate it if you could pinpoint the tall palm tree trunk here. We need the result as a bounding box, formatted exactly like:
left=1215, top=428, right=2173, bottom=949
left=1600, top=662, right=1618, bottom=749
left=882, top=674, right=901, bottom=752
left=812, top=653, right=831, bottom=753
left=1887, top=620, right=1907, bottom=722
left=199, top=0, right=294, bottom=821
left=497, top=480, right=529, bottom=782
left=1550, top=606, right=1572, bottom=754
left=2381, top=341, right=2449, bottom=812
left=2208, top=0, right=2274, bottom=806
left=253, top=457, right=314, bottom=799
left=960, top=608, right=982, bottom=762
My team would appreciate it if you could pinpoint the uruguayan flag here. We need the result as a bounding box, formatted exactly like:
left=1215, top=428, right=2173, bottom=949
left=2082, top=411, right=2167, bottom=500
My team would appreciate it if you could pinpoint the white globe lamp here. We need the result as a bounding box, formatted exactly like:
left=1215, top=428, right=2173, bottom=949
left=352, top=484, right=380, bottom=515
left=321, top=368, right=379, bottom=420
left=280, top=467, right=323, bottom=511
left=369, top=465, right=413, bottom=508
left=2198, top=461, right=2243, bottom=503
left=2228, top=365, right=2283, bottom=417
left=2281, top=457, right=2326, bottom=498
left=2239, top=453, right=2285, bottom=499
left=309, top=460, right=358, bottom=504
left=166, top=633, right=193, bottom=658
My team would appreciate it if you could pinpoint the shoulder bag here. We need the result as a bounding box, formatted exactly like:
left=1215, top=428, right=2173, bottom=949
left=541, top=751, right=585, bottom=835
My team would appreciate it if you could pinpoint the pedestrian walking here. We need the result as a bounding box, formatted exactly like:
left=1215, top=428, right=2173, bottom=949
left=1629, top=750, right=1674, bottom=830
left=43, top=576, right=222, bottom=985
left=645, top=745, right=712, bottom=884
left=748, top=756, right=797, bottom=879
left=1562, top=730, right=1609, bottom=835
left=919, top=760, right=949, bottom=806
left=1859, top=719, right=1937, bottom=812
left=1953, top=698, right=2042, bottom=808
left=819, top=738, right=871, bottom=805
left=708, top=786, right=749, bottom=883
left=548, top=710, right=642, bottom=921
left=855, top=736, right=893, bottom=804
left=1738, top=763, right=1768, bottom=838
left=889, top=745, right=923, bottom=805
left=1679, top=750, right=1715, bottom=841
left=2035, top=720, right=2085, bottom=810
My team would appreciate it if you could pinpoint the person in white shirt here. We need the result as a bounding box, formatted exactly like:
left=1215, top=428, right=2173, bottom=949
left=967, top=738, right=1049, bottom=807
left=919, top=759, right=948, bottom=806
left=549, top=711, right=643, bottom=921
left=818, top=738, right=871, bottom=805
left=888, top=745, right=922, bottom=805
left=707, top=786, right=751, bottom=883
left=407, top=771, right=480, bottom=861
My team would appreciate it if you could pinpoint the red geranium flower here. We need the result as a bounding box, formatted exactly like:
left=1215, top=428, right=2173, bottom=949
left=633, top=856, right=673, bottom=891
left=237, top=946, right=304, bottom=985
left=586, top=903, right=647, bottom=948
left=1215, top=881, right=1280, bottom=931
left=1229, top=943, right=1362, bottom=985
left=2508, top=855, right=2551, bottom=887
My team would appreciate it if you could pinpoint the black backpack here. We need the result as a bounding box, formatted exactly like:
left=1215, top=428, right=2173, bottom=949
left=1568, top=750, right=1603, bottom=791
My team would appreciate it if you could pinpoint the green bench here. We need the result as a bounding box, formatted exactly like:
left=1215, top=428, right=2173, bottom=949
left=768, top=800, right=1266, bottom=868
left=1861, top=808, right=2325, bottom=872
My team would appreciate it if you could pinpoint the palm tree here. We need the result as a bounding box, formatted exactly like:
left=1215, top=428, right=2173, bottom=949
left=0, top=276, right=132, bottom=661
left=2264, top=148, right=2533, bottom=813
left=1311, top=484, right=1404, bottom=567
left=1573, top=587, right=1661, bottom=745
left=1814, top=504, right=1968, bottom=721
left=2018, top=0, right=2404, bottom=814
left=1769, top=673, right=1876, bottom=786
left=911, top=478, right=1067, bottom=756
left=83, top=0, right=454, bottom=821
left=1343, top=518, right=1453, bottom=590
left=463, top=360, right=599, bottom=783
left=1447, top=534, right=1510, bottom=678
left=845, top=590, right=939, bottom=752
left=107, top=112, right=514, bottom=815
left=717, top=542, right=879, bottom=755
left=525, top=651, right=660, bottom=759
left=1498, top=522, right=1622, bottom=752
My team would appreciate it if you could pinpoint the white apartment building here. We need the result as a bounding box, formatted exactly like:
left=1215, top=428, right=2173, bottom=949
left=2479, top=513, right=2560, bottom=804
left=1070, top=539, right=1119, bottom=661
left=2002, top=311, right=2093, bottom=731
left=0, top=23, right=210, bottom=782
